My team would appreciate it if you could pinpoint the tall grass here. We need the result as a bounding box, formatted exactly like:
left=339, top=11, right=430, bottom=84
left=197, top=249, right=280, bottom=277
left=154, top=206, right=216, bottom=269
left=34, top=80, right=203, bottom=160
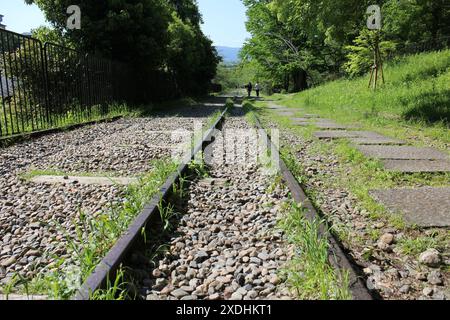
left=279, top=203, right=352, bottom=300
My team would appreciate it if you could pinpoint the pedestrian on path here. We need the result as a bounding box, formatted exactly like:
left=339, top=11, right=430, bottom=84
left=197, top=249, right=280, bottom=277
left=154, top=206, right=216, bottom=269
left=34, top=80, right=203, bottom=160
left=255, top=83, right=261, bottom=97
left=246, top=82, right=253, bottom=97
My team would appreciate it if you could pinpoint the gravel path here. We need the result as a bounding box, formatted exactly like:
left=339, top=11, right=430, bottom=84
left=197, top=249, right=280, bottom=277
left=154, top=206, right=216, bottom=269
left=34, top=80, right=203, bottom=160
left=0, top=105, right=221, bottom=286
left=133, top=110, right=296, bottom=300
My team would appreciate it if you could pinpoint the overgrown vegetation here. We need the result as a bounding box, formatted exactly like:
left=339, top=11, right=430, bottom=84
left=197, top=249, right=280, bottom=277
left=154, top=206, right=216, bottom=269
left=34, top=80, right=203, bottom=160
left=278, top=202, right=352, bottom=300
left=274, top=50, right=450, bottom=148
left=239, top=0, right=449, bottom=93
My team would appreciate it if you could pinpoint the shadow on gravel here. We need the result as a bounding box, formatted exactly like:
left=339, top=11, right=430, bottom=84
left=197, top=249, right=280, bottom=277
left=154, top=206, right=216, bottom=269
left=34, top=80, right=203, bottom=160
left=139, top=96, right=233, bottom=119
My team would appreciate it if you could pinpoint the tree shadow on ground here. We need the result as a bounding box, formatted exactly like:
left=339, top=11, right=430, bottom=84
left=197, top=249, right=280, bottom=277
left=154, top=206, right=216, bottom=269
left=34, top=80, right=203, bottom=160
left=402, top=90, right=450, bottom=126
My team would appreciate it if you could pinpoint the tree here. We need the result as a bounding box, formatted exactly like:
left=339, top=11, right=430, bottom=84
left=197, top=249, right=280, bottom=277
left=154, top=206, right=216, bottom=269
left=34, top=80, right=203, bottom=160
left=242, top=0, right=450, bottom=90
left=24, top=0, right=220, bottom=99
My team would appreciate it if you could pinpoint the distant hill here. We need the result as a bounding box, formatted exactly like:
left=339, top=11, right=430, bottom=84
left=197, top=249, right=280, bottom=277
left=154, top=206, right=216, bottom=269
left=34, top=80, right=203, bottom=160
left=216, top=46, right=241, bottom=64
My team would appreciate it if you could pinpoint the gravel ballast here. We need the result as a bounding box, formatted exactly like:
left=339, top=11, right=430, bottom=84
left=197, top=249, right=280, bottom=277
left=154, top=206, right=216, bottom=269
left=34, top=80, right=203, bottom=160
left=0, top=105, right=221, bottom=287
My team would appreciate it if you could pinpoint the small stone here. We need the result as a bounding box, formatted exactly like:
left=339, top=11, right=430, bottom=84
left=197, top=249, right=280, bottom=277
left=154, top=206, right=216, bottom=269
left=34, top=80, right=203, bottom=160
left=419, top=249, right=441, bottom=268
left=0, top=256, right=16, bottom=267
left=269, top=275, right=280, bottom=285
left=171, top=289, right=189, bottom=299
left=152, top=278, right=168, bottom=290
left=194, top=251, right=209, bottom=263
left=29, top=223, right=41, bottom=229
left=246, top=290, right=258, bottom=299
left=230, top=292, right=243, bottom=300
left=432, top=290, right=446, bottom=300
left=427, top=270, right=443, bottom=285
left=423, top=287, right=434, bottom=296
left=399, top=285, right=410, bottom=294
left=363, top=268, right=372, bottom=275
left=25, top=250, right=41, bottom=257
left=237, top=287, right=248, bottom=296
left=416, top=272, right=428, bottom=281
left=236, top=274, right=245, bottom=286
left=209, top=293, right=220, bottom=300
left=160, top=285, right=174, bottom=295
left=377, top=241, right=391, bottom=251
left=257, top=252, right=269, bottom=261
left=180, top=286, right=194, bottom=293
left=379, top=233, right=394, bottom=245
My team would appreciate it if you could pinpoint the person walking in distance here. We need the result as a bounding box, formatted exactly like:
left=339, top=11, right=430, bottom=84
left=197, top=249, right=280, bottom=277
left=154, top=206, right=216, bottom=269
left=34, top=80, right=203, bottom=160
left=246, top=82, right=253, bottom=97
left=255, top=83, right=261, bottom=97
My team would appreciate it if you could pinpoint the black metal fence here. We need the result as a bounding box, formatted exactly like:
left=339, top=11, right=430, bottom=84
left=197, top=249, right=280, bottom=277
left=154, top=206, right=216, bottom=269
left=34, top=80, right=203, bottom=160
left=0, top=29, right=136, bottom=137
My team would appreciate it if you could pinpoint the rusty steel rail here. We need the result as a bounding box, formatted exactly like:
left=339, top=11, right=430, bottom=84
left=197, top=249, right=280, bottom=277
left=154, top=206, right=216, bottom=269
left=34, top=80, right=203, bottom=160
left=252, top=114, right=374, bottom=301
left=73, top=106, right=228, bottom=300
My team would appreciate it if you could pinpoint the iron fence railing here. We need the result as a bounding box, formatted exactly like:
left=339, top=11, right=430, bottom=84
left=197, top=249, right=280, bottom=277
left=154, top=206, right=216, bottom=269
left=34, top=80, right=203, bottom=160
left=0, top=28, right=136, bottom=137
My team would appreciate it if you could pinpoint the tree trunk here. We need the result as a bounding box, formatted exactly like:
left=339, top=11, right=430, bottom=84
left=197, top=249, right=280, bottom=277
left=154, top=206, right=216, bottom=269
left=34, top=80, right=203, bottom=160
left=292, top=69, right=308, bottom=92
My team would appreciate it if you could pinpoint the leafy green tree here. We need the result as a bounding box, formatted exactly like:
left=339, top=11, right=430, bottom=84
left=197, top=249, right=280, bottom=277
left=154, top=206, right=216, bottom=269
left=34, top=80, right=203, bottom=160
left=242, top=0, right=450, bottom=91
left=24, top=0, right=219, bottom=98
left=344, top=29, right=396, bottom=77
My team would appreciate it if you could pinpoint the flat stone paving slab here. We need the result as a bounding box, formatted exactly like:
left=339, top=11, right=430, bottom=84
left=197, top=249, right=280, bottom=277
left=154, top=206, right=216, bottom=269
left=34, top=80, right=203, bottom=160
left=277, top=112, right=296, bottom=116
left=356, top=145, right=449, bottom=160
left=369, top=187, right=450, bottom=227
left=314, top=123, right=358, bottom=130
left=382, top=159, right=450, bottom=173
left=292, top=118, right=321, bottom=122
left=31, top=175, right=138, bottom=186
left=314, top=130, right=380, bottom=139
left=350, top=137, right=406, bottom=145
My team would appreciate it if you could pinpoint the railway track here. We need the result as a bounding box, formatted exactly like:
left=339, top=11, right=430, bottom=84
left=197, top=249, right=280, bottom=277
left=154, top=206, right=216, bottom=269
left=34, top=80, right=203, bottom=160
left=0, top=101, right=225, bottom=298
left=73, top=100, right=373, bottom=300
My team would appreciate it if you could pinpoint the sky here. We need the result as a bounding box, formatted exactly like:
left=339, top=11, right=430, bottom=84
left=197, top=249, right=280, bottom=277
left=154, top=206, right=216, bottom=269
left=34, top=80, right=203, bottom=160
left=0, top=0, right=249, bottom=48
left=197, top=0, right=250, bottom=48
left=0, top=0, right=50, bottom=33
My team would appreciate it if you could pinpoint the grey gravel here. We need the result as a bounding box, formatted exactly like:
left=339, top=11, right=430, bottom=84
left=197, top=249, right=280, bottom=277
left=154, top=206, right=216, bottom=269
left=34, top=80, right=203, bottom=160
left=138, top=112, right=295, bottom=301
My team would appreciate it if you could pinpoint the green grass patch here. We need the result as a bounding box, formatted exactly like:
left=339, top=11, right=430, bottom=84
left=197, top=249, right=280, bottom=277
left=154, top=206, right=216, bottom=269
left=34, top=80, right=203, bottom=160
left=398, top=232, right=449, bottom=256
left=278, top=203, right=352, bottom=300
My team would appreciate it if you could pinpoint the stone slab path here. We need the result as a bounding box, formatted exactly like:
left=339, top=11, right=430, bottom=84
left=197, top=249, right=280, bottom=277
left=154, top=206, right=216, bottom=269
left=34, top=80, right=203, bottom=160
left=350, top=137, right=406, bottom=145
left=314, top=130, right=385, bottom=139
left=382, top=159, right=450, bottom=173
left=356, top=145, right=449, bottom=160
left=269, top=104, right=450, bottom=230
left=369, top=187, right=450, bottom=227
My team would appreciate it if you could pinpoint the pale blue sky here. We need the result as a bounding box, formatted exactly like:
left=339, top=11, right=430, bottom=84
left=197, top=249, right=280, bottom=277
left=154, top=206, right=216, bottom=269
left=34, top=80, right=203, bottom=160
left=197, top=0, right=250, bottom=47
left=0, top=0, right=50, bottom=33
left=0, top=0, right=249, bottom=47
